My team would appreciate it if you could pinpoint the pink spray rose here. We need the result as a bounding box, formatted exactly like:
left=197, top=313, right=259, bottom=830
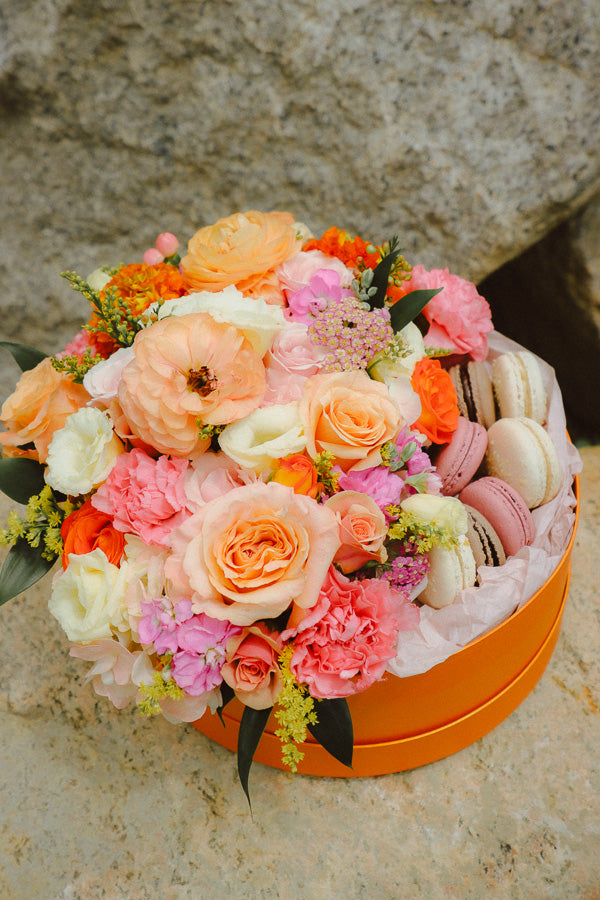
left=325, top=490, right=388, bottom=573
left=262, top=321, right=327, bottom=405
left=276, top=249, right=353, bottom=297
left=406, top=264, right=493, bottom=361
left=92, top=449, right=190, bottom=546
left=288, top=567, right=403, bottom=699
left=221, top=624, right=283, bottom=709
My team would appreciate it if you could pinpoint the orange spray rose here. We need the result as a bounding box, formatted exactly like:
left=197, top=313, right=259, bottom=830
left=270, top=454, right=319, bottom=498
left=410, top=357, right=459, bottom=444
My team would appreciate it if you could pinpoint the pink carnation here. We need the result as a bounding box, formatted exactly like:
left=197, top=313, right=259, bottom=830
left=92, top=449, right=190, bottom=546
left=408, top=264, right=493, bottom=361
left=288, top=566, right=403, bottom=698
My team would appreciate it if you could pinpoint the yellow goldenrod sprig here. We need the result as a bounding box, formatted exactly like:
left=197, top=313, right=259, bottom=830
left=0, top=485, right=77, bottom=561
left=274, top=645, right=318, bottom=773
left=137, top=659, right=184, bottom=717
left=314, top=451, right=339, bottom=496
left=386, top=508, right=459, bottom=553
left=51, top=348, right=102, bottom=383
left=61, top=270, right=143, bottom=347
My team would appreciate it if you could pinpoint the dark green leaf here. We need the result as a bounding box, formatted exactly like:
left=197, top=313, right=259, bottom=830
left=0, top=539, right=56, bottom=607
left=0, top=458, right=46, bottom=504
left=237, top=705, right=272, bottom=809
left=369, top=236, right=401, bottom=309
left=389, top=287, right=443, bottom=334
left=307, top=697, right=354, bottom=769
left=217, top=682, right=236, bottom=726
left=0, top=341, right=47, bottom=372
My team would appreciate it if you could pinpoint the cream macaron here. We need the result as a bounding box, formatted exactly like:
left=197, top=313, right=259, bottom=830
left=485, top=416, right=561, bottom=508
left=491, top=350, right=547, bottom=424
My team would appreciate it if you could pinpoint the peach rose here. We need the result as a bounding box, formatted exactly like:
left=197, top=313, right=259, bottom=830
left=324, top=490, right=388, bottom=573
left=181, top=210, right=300, bottom=297
left=165, top=481, right=341, bottom=626
left=0, top=358, right=90, bottom=462
left=299, top=370, right=402, bottom=472
left=118, top=313, right=266, bottom=458
left=220, top=624, right=283, bottom=709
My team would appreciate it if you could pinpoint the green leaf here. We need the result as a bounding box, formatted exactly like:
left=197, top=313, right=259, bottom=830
left=217, top=682, right=236, bottom=726
left=389, top=287, right=443, bottom=334
left=307, top=697, right=354, bottom=769
left=0, top=538, right=56, bottom=607
left=237, top=705, right=272, bottom=809
left=0, top=341, right=47, bottom=372
left=0, top=458, right=46, bottom=504
left=369, top=236, right=402, bottom=309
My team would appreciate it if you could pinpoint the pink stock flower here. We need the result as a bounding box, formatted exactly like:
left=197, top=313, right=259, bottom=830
left=288, top=567, right=404, bottom=699
left=407, top=264, right=493, bottom=361
left=92, top=449, right=190, bottom=546
left=138, top=598, right=193, bottom=655
left=171, top=614, right=242, bottom=695
left=70, top=638, right=142, bottom=709
left=336, top=466, right=404, bottom=518
left=285, top=269, right=353, bottom=324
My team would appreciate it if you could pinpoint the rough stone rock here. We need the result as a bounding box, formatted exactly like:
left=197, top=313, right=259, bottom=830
left=0, top=0, right=599, bottom=355
left=480, top=191, right=600, bottom=441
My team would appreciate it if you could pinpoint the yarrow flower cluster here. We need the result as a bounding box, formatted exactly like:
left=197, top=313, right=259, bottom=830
left=0, top=208, right=499, bottom=795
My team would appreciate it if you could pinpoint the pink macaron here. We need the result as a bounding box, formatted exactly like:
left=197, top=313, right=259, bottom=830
left=485, top=416, right=562, bottom=508
left=434, top=416, right=488, bottom=496
left=458, top=476, right=535, bottom=557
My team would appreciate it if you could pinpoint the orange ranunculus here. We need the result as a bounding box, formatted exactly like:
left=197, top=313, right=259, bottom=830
left=61, top=499, right=126, bottom=568
left=410, top=357, right=459, bottom=444
left=87, top=262, right=188, bottom=357
left=180, top=210, right=299, bottom=296
left=303, top=227, right=381, bottom=271
left=0, top=358, right=91, bottom=462
left=300, top=370, right=402, bottom=473
left=270, top=454, right=319, bottom=498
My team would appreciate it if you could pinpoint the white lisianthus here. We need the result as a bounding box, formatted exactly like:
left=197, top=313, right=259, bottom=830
left=158, top=285, right=285, bottom=357
left=400, top=493, right=468, bottom=537
left=83, top=346, right=135, bottom=402
left=49, top=549, right=129, bottom=642
left=218, top=402, right=306, bottom=472
left=45, top=407, right=124, bottom=495
left=369, top=321, right=426, bottom=381
left=386, top=374, right=422, bottom=427
left=86, top=267, right=112, bottom=292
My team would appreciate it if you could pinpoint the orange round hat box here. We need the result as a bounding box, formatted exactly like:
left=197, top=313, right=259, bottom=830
left=192, top=475, right=580, bottom=778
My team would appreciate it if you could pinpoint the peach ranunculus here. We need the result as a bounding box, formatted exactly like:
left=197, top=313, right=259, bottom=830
left=164, top=481, right=341, bottom=626
left=324, top=490, right=388, bottom=573
left=270, top=454, right=319, bottom=498
left=0, top=358, right=90, bottom=462
left=220, top=624, right=283, bottom=709
left=410, top=357, right=459, bottom=445
left=118, top=313, right=266, bottom=458
left=180, top=210, right=300, bottom=299
left=299, top=370, right=403, bottom=473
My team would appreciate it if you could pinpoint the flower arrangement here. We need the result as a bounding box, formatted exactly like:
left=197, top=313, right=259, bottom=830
left=0, top=209, right=573, bottom=802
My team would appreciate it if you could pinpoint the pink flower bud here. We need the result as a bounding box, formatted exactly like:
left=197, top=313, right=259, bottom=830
left=155, top=232, right=179, bottom=257
left=143, top=248, right=164, bottom=265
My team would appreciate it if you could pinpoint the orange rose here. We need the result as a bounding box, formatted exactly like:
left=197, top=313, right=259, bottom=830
left=270, top=454, right=319, bottom=498
left=300, top=370, right=402, bottom=472
left=61, top=499, right=126, bottom=568
left=221, top=624, right=282, bottom=709
left=410, top=357, right=459, bottom=444
left=180, top=210, right=299, bottom=296
left=0, top=358, right=90, bottom=462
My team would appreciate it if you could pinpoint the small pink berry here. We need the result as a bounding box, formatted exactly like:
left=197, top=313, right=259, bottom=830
left=155, top=232, right=179, bottom=257
left=143, top=248, right=164, bottom=266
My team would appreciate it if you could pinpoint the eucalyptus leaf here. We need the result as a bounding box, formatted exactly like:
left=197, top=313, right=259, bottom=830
left=0, top=539, right=56, bottom=607
left=389, top=287, right=442, bottom=334
left=237, top=705, right=273, bottom=809
left=369, top=236, right=401, bottom=309
left=0, top=341, right=47, bottom=372
left=307, top=697, right=354, bottom=769
left=0, top=458, right=46, bottom=504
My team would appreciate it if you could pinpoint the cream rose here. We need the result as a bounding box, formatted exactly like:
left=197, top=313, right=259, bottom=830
left=400, top=493, right=468, bottom=537
left=158, top=285, right=285, bottom=357
left=45, top=407, right=124, bottom=496
left=218, top=402, right=305, bottom=472
left=165, top=481, right=341, bottom=626
left=49, top=548, right=129, bottom=642
left=300, top=370, right=402, bottom=472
